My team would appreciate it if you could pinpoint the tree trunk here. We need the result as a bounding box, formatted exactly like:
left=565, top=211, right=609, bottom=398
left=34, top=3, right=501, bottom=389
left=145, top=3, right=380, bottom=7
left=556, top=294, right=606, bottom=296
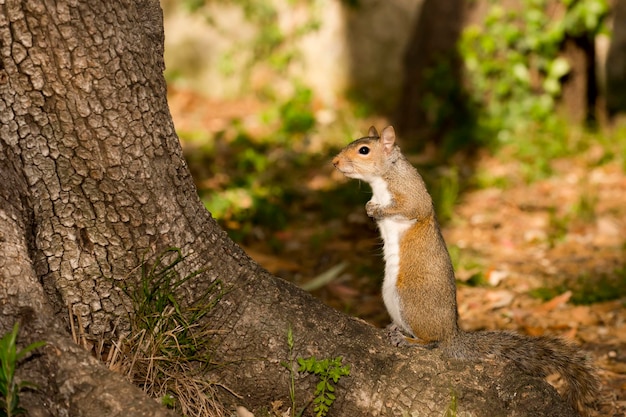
left=561, top=35, right=598, bottom=124
left=0, top=1, right=580, bottom=416
left=606, top=0, right=626, bottom=116
left=395, top=0, right=467, bottom=148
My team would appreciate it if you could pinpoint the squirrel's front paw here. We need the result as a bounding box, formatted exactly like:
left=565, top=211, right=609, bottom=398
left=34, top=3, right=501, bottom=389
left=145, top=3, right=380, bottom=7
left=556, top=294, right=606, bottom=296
left=366, top=201, right=383, bottom=219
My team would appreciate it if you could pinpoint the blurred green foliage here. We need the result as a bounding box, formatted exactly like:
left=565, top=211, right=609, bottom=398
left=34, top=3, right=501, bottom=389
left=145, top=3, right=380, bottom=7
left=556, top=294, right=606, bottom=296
left=448, top=245, right=488, bottom=287
left=459, top=0, right=609, bottom=143
left=420, top=55, right=483, bottom=156
left=407, top=0, right=615, bottom=215
left=430, top=166, right=460, bottom=223
left=530, top=265, right=626, bottom=305
left=278, top=87, right=316, bottom=135
left=197, top=129, right=292, bottom=238
left=181, top=0, right=321, bottom=89
left=173, top=0, right=624, bottom=243
left=174, top=0, right=336, bottom=238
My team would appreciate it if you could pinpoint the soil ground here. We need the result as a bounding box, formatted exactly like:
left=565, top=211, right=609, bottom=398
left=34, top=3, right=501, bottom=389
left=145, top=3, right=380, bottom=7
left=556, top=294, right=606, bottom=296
left=170, top=90, right=626, bottom=416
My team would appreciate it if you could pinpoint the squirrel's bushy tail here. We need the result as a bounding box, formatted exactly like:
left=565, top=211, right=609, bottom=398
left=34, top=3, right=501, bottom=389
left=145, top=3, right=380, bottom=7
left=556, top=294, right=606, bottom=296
left=445, top=330, right=599, bottom=414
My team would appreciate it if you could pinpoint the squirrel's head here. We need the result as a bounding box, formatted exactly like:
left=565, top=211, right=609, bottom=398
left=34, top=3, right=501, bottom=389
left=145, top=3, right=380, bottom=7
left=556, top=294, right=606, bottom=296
left=332, top=125, right=398, bottom=181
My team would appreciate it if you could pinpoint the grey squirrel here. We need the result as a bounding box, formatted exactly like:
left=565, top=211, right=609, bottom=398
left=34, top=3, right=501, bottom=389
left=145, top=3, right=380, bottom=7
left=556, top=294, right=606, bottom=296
left=332, top=126, right=599, bottom=414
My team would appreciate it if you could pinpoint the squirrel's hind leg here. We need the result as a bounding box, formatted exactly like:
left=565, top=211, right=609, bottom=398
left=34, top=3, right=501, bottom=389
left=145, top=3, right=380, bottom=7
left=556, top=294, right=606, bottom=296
left=385, top=323, right=439, bottom=349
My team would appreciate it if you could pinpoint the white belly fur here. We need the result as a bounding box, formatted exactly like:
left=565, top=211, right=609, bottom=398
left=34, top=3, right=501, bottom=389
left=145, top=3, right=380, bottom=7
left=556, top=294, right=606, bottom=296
left=369, top=178, right=415, bottom=334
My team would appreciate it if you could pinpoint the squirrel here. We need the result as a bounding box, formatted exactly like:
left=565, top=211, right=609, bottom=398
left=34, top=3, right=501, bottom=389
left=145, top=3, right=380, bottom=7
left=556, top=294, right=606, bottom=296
left=332, top=125, right=599, bottom=415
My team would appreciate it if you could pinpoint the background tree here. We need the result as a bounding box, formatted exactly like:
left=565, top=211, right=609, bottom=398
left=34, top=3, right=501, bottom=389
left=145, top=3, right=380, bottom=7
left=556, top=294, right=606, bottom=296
left=395, top=0, right=468, bottom=146
left=0, top=1, right=599, bottom=416
left=606, top=0, right=626, bottom=115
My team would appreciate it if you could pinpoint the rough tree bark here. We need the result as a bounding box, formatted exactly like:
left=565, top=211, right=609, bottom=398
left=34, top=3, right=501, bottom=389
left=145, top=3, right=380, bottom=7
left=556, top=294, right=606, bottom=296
left=0, top=1, right=580, bottom=416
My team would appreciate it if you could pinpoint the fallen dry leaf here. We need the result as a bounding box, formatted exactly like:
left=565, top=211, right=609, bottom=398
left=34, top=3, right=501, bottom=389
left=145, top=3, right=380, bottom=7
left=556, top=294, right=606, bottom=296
left=535, top=291, right=572, bottom=313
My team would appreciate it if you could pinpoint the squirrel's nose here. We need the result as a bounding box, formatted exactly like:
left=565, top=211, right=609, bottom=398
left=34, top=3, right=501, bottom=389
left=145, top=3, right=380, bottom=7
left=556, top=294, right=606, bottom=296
left=332, top=157, right=339, bottom=166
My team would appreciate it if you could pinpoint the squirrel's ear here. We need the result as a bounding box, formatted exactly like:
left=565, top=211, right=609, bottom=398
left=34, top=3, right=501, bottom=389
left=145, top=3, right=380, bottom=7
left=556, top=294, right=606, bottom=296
left=381, top=126, right=396, bottom=152
left=368, top=126, right=379, bottom=138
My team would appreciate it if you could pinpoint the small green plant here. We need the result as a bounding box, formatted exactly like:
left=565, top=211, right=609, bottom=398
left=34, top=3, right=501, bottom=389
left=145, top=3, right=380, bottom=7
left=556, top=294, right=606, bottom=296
left=0, top=323, right=45, bottom=417
left=281, top=326, right=299, bottom=417
left=114, top=248, right=226, bottom=417
left=442, top=388, right=458, bottom=417
left=160, top=394, right=176, bottom=408
left=121, top=248, right=222, bottom=336
left=297, top=356, right=351, bottom=417
left=281, top=328, right=351, bottom=417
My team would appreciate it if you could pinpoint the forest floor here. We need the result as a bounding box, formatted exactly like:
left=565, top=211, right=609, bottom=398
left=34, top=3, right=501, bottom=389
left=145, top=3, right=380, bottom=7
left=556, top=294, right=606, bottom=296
left=170, top=89, right=626, bottom=416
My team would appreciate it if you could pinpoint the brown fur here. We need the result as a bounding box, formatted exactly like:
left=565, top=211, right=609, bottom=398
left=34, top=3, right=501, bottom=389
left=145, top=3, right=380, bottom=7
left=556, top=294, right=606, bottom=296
left=397, top=213, right=458, bottom=343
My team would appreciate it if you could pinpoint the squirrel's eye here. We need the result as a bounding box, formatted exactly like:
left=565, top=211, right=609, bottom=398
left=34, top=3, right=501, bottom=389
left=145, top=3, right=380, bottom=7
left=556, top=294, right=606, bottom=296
left=358, top=146, right=370, bottom=155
